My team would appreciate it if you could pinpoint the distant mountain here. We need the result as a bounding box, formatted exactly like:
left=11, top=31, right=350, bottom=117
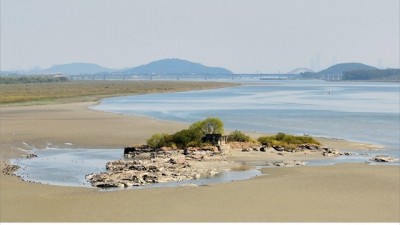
left=41, top=63, right=114, bottom=75
left=317, top=63, right=377, bottom=75
left=0, top=70, right=18, bottom=75
left=343, top=68, right=400, bottom=81
left=122, top=58, right=233, bottom=75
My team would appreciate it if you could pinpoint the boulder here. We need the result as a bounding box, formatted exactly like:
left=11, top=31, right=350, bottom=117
left=265, top=160, right=307, bottom=167
left=274, top=147, right=286, bottom=152
left=242, top=147, right=251, bottom=152
left=370, top=155, right=399, bottom=163
left=169, top=156, right=186, bottom=164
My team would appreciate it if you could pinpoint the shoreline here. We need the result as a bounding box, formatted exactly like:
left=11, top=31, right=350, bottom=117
left=1, top=93, right=399, bottom=222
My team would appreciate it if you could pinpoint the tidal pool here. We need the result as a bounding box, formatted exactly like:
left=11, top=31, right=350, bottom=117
left=11, top=148, right=262, bottom=189
left=11, top=147, right=397, bottom=191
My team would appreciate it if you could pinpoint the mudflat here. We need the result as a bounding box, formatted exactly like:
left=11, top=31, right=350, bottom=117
left=1, top=101, right=399, bottom=222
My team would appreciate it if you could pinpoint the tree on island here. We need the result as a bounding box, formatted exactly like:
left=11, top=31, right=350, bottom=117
left=147, top=117, right=224, bottom=149
left=146, top=119, right=321, bottom=151
left=189, top=117, right=224, bottom=135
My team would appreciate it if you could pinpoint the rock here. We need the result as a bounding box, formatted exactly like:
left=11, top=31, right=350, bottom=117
left=134, top=152, right=152, bottom=160
left=266, top=160, right=307, bottom=167
left=370, top=155, right=399, bottom=163
left=94, top=182, right=123, bottom=188
left=321, top=147, right=341, bottom=157
left=143, top=174, right=158, bottom=183
left=344, top=152, right=353, bottom=156
left=87, top=144, right=226, bottom=188
left=242, top=147, right=251, bottom=152
left=274, top=147, right=285, bottom=152
left=207, top=169, right=218, bottom=176
left=169, top=156, right=186, bottom=164
left=2, top=164, right=21, bottom=176
left=160, top=146, right=172, bottom=151
left=219, top=144, right=231, bottom=154
left=26, top=153, right=38, bottom=159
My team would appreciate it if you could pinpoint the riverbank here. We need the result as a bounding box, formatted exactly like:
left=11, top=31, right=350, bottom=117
left=0, top=80, right=239, bottom=105
left=1, top=99, right=399, bottom=221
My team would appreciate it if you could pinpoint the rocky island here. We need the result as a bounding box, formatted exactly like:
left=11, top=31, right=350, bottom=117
left=85, top=118, right=348, bottom=188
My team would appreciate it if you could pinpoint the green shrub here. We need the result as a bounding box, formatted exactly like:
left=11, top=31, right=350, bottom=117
left=146, top=133, right=173, bottom=149
left=146, top=117, right=225, bottom=149
left=227, top=130, right=251, bottom=142
left=172, top=129, right=193, bottom=148
left=189, top=117, right=224, bottom=135
left=257, top=132, right=320, bottom=150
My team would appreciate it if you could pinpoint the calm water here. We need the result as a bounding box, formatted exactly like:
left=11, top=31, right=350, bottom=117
left=13, top=147, right=395, bottom=188
left=12, top=148, right=262, bottom=188
left=12, top=80, right=400, bottom=188
left=92, top=80, right=400, bottom=154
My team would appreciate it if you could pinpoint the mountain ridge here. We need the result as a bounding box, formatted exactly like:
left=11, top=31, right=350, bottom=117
left=122, top=58, right=233, bottom=75
left=5, top=59, right=233, bottom=75
left=317, top=62, right=377, bottom=75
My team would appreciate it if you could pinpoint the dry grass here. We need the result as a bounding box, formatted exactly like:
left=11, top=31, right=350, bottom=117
left=0, top=80, right=238, bottom=105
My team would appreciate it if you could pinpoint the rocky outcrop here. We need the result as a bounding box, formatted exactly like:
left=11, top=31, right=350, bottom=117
left=274, top=144, right=342, bottom=156
left=265, top=160, right=308, bottom=167
left=370, top=155, right=399, bottom=163
left=229, top=142, right=341, bottom=156
left=21, top=153, right=38, bottom=159
left=87, top=150, right=222, bottom=188
left=2, top=164, right=21, bottom=176
left=124, top=144, right=152, bottom=157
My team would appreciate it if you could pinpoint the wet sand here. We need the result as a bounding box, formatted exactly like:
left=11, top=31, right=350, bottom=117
left=1, top=102, right=399, bottom=222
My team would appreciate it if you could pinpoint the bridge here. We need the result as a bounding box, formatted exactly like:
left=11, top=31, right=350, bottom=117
left=286, top=68, right=315, bottom=74
left=67, top=73, right=302, bottom=81
left=66, top=67, right=316, bottom=81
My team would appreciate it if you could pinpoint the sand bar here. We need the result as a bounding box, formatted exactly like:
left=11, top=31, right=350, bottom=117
left=1, top=100, right=399, bottom=222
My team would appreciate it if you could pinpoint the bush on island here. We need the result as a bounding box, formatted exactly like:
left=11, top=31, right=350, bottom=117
left=146, top=133, right=173, bottom=149
left=227, top=130, right=251, bottom=142
left=257, top=132, right=320, bottom=150
left=146, top=117, right=224, bottom=149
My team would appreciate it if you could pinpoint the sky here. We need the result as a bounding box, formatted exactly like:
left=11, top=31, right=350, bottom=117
left=1, top=0, right=399, bottom=73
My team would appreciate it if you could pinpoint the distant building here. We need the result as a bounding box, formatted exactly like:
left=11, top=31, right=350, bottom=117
left=203, top=134, right=227, bottom=146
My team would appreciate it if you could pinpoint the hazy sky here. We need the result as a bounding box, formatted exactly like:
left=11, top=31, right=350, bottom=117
left=1, top=0, right=399, bottom=73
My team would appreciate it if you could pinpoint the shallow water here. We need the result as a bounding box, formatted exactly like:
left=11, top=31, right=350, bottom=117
left=12, top=148, right=264, bottom=189
left=12, top=148, right=398, bottom=190
left=92, top=80, right=400, bottom=155
left=11, top=80, right=400, bottom=189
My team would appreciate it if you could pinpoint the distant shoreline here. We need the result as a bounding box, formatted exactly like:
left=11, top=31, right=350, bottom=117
left=0, top=80, right=240, bottom=106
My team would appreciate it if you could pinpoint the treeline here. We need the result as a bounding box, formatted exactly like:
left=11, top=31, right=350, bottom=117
left=0, top=75, right=69, bottom=84
left=342, top=69, right=400, bottom=81
left=147, top=118, right=225, bottom=149
left=146, top=117, right=321, bottom=150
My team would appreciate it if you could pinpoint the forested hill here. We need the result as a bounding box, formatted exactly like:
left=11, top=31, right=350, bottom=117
left=317, top=63, right=377, bottom=75
left=342, top=69, right=400, bottom=81
left=122, top=58, right=233, bottom=75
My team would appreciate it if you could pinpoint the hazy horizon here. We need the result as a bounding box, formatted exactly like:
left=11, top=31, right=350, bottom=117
left=1, top=0, right=399, bottom=73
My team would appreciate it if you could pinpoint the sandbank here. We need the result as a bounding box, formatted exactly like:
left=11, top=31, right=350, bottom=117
left=1, top=101, right=399, bottom=222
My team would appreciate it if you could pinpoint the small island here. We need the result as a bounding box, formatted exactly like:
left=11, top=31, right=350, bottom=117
left=86, top=118, right=345, bottom=188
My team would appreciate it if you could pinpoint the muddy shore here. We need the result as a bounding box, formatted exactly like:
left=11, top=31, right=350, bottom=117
left=1, top=101, right=399, bottom=222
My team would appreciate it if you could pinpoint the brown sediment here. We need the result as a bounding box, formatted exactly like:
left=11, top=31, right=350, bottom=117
left=0, top=97, right=399, bottom=222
